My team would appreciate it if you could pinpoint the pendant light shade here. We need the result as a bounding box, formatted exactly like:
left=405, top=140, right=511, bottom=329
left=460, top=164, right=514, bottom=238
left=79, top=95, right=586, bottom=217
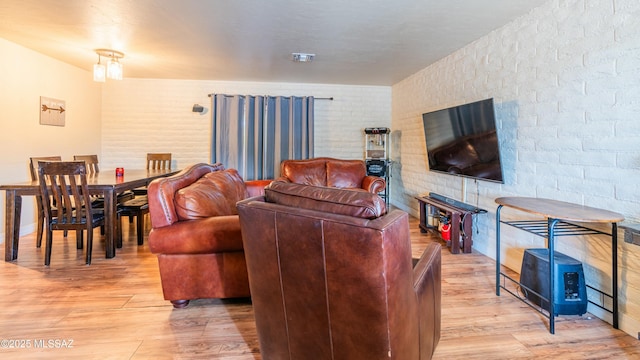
left=93, top=49, right=124, bottom=82
left=107, top=58, right=123, bottom=80
left=93, top=62, right=106, bottom=82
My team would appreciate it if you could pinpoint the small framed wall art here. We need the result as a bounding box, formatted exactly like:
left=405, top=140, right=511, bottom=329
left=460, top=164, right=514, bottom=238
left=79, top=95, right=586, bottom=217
left=40, top=96, right=66, bottom=126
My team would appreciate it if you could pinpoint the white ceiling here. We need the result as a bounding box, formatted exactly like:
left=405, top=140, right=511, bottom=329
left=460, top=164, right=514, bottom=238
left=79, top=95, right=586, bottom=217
left=0, top=0, right=547, bottom=86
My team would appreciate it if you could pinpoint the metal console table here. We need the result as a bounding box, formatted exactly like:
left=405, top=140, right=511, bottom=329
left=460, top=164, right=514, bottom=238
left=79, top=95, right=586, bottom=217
left=495, top=197, right=624, bottom=334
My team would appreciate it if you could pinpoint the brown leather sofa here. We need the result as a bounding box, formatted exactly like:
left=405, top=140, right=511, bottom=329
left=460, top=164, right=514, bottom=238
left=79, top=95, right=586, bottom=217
left=237, top=181, right=441, bottom=359
left=277, top=157, right=386, bottom=194
left=147, top=163, right=271, bottom=308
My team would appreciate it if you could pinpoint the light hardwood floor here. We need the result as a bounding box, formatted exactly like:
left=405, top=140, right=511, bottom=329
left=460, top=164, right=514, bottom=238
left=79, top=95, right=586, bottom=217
left=0, top=215, right=639, bottom=359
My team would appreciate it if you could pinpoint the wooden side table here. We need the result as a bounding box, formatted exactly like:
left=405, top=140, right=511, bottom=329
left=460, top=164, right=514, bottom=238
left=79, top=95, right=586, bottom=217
left=495, top=196, right=624, bottom=334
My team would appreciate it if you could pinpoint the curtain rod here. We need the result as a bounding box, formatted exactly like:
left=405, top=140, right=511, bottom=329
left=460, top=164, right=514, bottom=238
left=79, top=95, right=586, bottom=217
left=207, top=94, right=333, bottom=100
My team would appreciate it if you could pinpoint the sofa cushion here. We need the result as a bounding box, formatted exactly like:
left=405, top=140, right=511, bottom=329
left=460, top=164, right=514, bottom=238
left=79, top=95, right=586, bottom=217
left=326, top=160, right=365, bottom=188
left=264, top=181, right=386, bottom=219
left=281, top=159, right=327, bottom=186
left=174, top=169, right=248, bottom=220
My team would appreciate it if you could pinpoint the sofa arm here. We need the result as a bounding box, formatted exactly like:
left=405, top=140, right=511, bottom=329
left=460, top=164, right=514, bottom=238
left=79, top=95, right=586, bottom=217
left=148, top=163, right=225, bottom=228
left=413, top=243, right=441, bottom=359
left=362, top=175, right=386, bottom=193
left=148, top=216, right=244, bottom=255
left=245, top=179, right=273, bottom=197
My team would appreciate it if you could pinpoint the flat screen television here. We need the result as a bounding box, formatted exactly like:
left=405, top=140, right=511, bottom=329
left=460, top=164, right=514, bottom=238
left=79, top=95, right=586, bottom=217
left=422, top=98, right=504, bottom=183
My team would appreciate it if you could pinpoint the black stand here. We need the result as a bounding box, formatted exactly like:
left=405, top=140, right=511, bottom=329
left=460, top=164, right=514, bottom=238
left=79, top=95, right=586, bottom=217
left=416, top=193, right=486, bottom=254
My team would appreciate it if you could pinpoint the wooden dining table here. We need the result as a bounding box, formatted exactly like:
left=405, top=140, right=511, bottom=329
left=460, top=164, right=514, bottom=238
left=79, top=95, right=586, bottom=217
left=1, top=168, right=178, bottom=262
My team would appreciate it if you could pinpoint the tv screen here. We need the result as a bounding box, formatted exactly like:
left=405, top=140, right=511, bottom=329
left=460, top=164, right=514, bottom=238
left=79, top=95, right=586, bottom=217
left=422, top=98, right=504, bottom=183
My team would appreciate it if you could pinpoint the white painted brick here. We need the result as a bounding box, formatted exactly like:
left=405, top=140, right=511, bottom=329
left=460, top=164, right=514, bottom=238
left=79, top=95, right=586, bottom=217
left=558, top=120, right=613, bottom=137
left=560, top=151, right=615, bottom=167
left=616, top=153, right=640, bottom=169
left=558, top=177, right=616, bottom=198
left=585, top=166, right=635, bottom=181
left=516, top=171, right=556, bottom=190
left=535, top=163, right=585, bottom=179
left=518, top=149, right=560, bottom=164
left=614, top=83, right=640, bottom=106
left=535, top=137, right=583, bottom=152
left=584, top=137, right=640, bottom=152
left=535, top=187, right=585, bottom=204
left=615, top=184, right=640, bottom=202
left=518, top=125, right=558, bottom=140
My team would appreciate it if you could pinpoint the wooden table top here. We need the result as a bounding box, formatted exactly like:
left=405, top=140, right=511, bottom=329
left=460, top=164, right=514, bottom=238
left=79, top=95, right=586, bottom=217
left=495, top=197, right=625, bottom=223
left=0, top=168, right=177, bottom=191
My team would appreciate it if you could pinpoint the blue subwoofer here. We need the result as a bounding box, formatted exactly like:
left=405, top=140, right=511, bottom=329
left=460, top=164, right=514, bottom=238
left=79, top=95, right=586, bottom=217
left=519, top=248, right=587, bottom=316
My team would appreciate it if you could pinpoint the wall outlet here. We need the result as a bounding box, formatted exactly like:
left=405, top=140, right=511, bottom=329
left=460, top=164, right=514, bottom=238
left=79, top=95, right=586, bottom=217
left=621, top=224, right=640, bottom=247
left=633, top=233, right=640, bottom=246
left=625, top=231, right=640, bottom=246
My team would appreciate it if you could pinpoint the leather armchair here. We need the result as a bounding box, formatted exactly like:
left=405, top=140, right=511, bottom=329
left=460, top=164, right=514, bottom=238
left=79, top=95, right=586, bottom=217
left=277, top=157, right=386, bottom=194
left=237, top=181, right=441, bottom=359
left=147, top=163, right=271, bottom=308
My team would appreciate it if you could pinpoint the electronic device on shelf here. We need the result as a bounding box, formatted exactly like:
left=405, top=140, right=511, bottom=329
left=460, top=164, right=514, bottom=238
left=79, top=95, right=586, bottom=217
left=428, top=192, right=486, bottom=214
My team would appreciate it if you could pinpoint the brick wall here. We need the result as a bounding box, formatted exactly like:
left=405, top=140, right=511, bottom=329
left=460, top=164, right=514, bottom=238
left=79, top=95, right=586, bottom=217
left=392, top=0, right=640, bottom=335
left=101, top=80, right=391, bottom=170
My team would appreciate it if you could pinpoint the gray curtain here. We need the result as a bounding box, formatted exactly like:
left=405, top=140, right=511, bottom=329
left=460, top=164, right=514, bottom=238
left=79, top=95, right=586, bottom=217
left=211, top=94, right=314, bottom=180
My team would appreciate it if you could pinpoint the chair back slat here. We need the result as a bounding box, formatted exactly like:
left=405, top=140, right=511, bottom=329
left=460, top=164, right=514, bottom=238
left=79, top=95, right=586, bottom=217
left=52, top=173, right=72, bottom=223
left=147, top=153, right=172, bottom=170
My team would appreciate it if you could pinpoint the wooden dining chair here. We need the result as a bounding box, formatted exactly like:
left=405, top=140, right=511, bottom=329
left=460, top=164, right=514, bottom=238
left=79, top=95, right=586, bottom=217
left=132, top=153, right=172, bottom=195
left=147, top=153, right=172, bottom=170
left=119, top=196, right=149, bottom=246
left=37, top=161, right=105, bottom=265
left=73, top=154, right=100, bottom=174
left=29, top=156, right=63, bottom=248
left=122, top=153, right=171, bottom=245
left=73, top=155, right=104, bottom=206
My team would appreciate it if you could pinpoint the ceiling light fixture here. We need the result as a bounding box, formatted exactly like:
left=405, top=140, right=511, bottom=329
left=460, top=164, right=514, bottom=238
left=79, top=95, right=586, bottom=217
left=292, top=53, right=315, bottom=63
left=93, top=49, right=124, bottom=82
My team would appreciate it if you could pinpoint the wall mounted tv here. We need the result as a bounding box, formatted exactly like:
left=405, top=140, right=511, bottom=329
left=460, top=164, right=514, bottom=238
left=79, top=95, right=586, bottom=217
left=422, top=98, right=504, bottom=183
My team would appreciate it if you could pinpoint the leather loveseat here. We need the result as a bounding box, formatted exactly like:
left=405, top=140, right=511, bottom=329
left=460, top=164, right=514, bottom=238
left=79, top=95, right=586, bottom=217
left=428, top=130, right=502, bottom=182
left=277, top=157, right=386, bottom=194
left=237, top=181, right=441, bottom=359
left=147, top=163, right=271, bottom=308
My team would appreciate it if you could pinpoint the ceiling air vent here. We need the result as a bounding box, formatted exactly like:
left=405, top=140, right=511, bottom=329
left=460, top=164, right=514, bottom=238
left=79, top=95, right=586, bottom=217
left=292, top=53, right=315, bottom=62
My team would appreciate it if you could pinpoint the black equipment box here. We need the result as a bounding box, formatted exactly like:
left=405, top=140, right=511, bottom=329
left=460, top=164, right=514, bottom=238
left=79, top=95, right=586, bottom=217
left=366, top=159, right=387, bottom=177
left=519, top=248, right=587, bottom=316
